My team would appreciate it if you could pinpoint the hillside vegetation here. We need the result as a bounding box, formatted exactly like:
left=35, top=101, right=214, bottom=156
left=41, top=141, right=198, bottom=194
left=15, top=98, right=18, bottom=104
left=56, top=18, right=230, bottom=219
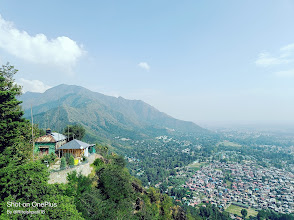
left=20, top=84, right=209, bottom=143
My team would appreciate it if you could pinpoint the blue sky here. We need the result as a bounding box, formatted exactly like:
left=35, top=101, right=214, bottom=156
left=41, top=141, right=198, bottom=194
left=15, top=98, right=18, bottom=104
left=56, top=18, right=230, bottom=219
left=0, top=1, right=294, bottom=126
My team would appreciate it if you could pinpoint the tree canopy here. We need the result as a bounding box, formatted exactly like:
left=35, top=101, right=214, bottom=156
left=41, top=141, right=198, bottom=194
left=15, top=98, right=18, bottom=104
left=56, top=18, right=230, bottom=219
left=63, top=124, right=85, bottom=141
left=0, top=63, right=33, bottom=167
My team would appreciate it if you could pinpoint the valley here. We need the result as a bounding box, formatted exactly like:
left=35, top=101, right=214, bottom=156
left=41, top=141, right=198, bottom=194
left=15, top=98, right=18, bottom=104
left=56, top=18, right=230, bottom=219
left=19, top=84, right=294, bottom=219
left=113, top=131, right=294, bottom=217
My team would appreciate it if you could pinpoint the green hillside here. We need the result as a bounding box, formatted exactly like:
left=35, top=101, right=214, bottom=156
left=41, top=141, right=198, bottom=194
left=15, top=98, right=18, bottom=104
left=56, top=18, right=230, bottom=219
left=20, top=84, right=209, bottom=143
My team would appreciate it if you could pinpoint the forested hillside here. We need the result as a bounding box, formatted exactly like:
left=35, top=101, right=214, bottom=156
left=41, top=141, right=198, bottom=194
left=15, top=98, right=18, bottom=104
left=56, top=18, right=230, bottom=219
left=19, top=84, right=209, bottom=144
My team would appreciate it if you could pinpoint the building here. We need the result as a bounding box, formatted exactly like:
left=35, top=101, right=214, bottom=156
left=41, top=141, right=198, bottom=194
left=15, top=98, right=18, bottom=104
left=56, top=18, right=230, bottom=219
left=34, top=128, right=67, bottom=155
left=57, top=139, right=95, bottom=158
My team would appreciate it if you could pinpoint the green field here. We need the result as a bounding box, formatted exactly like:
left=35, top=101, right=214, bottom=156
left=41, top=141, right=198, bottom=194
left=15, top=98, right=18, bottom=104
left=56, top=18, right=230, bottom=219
left=226, top=204, right=258, bottom=217
left=217, top=141, right=241, bottom=147
left=187, top=162, right=207, bottom=169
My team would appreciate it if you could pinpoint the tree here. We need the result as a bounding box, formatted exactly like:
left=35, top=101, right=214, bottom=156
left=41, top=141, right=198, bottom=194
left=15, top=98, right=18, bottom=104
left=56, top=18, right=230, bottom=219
left=93, top=158, right=104, bottom=168
left=97, top=165, right=133, bottom=202
left=112, top=154, right=126, bottom=168
left=0, top=63, right=22, bottom=150
left=0, top=161, right=84, bottom=219
left=0, top=63, right=32, bottom=166
left=241, top=208, right=248, bottom=219
left=64, top=152, right=72, bottom=164
left=69, top=155, right=75, bottom=166
left=63, top=124, right=85, bottom=141
left=96, top=144, right=109, bottom=156
left=61, top=157, right=67, bottom=169
left=0, top=161, right=49, bottom=202
left=66, top=171, right=92, bottom=198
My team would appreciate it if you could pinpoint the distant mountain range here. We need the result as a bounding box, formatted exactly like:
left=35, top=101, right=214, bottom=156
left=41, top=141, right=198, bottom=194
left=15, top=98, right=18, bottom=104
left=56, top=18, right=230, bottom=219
left=19, top=84, right=209, bottom=143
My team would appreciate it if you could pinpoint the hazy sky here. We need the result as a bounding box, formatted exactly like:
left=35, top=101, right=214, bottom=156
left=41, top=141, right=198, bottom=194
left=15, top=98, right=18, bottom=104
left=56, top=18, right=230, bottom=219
left=0, top=1, right=294, bottom=126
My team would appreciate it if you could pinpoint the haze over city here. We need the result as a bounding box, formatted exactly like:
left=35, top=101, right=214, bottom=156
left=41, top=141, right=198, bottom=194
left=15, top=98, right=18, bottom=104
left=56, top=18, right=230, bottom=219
left=0, top=1, right=293, bottom=127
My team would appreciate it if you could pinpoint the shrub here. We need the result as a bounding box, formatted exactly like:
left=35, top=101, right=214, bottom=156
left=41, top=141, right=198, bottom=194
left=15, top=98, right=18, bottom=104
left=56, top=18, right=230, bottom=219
left=41, top=154, right=51, bottom=163
left=50, top=152, right=57, bottom=162
left=60, top=157, right=66, bottom=169
left=64, top=153, right=71, bottom=164
left=41, top=153, right=57, bottom=167
left=69, top=155, right=75, bottom=166
left=93, top=158, right=103, bottom=167
left=112, top=155, right=126, bottom=168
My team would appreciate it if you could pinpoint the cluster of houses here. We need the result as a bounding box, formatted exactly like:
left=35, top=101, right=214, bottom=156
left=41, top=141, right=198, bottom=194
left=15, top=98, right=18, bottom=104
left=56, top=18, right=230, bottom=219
left=184, top=161, right=294, bottom=214
left=34, top=128, right=95, bottom=160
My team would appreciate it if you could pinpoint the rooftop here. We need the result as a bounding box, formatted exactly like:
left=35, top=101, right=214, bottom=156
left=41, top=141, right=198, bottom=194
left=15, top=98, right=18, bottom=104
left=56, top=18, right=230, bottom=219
left=51, top=132, right=67, bottom=142
left=57, top=139, right=94, bottom=150
left=35, top=135, right=56, bottom=143
left=35, top=132, right=67, bottom=143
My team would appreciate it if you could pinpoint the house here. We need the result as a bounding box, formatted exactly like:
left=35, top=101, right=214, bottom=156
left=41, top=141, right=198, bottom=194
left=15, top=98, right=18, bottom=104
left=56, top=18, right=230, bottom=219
left=57, top=139, right=95, bottom=158
left=34, top=128, right=67, bottom=155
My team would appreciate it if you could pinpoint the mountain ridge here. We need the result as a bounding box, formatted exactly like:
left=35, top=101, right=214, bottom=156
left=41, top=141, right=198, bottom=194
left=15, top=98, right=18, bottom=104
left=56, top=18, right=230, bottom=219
left=20, top=84, right=210, bottom=142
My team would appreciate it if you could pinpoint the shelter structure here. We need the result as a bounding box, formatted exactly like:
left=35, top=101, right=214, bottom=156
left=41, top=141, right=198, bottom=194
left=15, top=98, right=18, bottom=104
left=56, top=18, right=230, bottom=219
left=57, top=139, right=95, bottom=158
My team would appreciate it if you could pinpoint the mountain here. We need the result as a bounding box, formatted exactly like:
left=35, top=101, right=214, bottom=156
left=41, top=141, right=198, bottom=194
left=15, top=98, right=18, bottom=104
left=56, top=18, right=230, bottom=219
left=19, top=84, right=209, bottom=142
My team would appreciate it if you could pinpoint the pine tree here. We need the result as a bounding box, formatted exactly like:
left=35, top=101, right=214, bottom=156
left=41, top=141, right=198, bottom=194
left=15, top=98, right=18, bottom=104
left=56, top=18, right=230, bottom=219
left=0, top=63, right=30, bottom=167
left=0, top=64, right=22, bottom=150
left=69, top=155, right=75, bottom=166
left=61, top=157, right=67, bottom=169
left=63, top=124, right=85, bottom=141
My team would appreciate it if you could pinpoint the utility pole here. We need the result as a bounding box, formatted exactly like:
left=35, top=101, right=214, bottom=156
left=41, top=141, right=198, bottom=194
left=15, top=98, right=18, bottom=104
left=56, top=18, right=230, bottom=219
left=58, top=96, right=60, bottom=135
left=46, top=111, right=49, bottom=130
left=67, top=125, right=69, bottom=141
left=31, top=105, right=35, bottom=161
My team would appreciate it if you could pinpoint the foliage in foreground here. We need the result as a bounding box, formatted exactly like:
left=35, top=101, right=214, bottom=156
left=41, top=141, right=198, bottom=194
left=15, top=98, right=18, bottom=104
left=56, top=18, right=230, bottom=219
left=254, top=209, right=294, bottom=220
left=68, top=155, right=187, bottom=219
left=0, top=161, right=83, bottom=219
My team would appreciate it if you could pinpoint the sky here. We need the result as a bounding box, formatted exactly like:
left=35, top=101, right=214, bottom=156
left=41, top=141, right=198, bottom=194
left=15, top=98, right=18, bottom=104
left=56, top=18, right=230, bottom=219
left=0, top=1, right=294, bottom=127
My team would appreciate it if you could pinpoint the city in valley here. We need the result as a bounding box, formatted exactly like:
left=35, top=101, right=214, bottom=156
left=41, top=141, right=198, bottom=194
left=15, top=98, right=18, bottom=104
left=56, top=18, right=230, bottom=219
left=184, top=161, right=293, bottom=214
left=123, top=130, right=294, bottom=218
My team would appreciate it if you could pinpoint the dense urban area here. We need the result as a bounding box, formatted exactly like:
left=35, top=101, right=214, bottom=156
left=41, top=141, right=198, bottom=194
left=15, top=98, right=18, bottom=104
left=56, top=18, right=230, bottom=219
left=118, top=129, right=294, bottom=218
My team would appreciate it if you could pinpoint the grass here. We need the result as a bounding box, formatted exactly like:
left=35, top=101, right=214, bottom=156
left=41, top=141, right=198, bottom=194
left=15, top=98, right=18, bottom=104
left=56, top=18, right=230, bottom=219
left=187, top=162, right=207, bottom=169
left=226, top=204, right=258, bottom=217
left=217, top=141, right=241, bottom=147
left=187, top=162, right=207, bottom=172
left=189, top=167, right=201, bottom=171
